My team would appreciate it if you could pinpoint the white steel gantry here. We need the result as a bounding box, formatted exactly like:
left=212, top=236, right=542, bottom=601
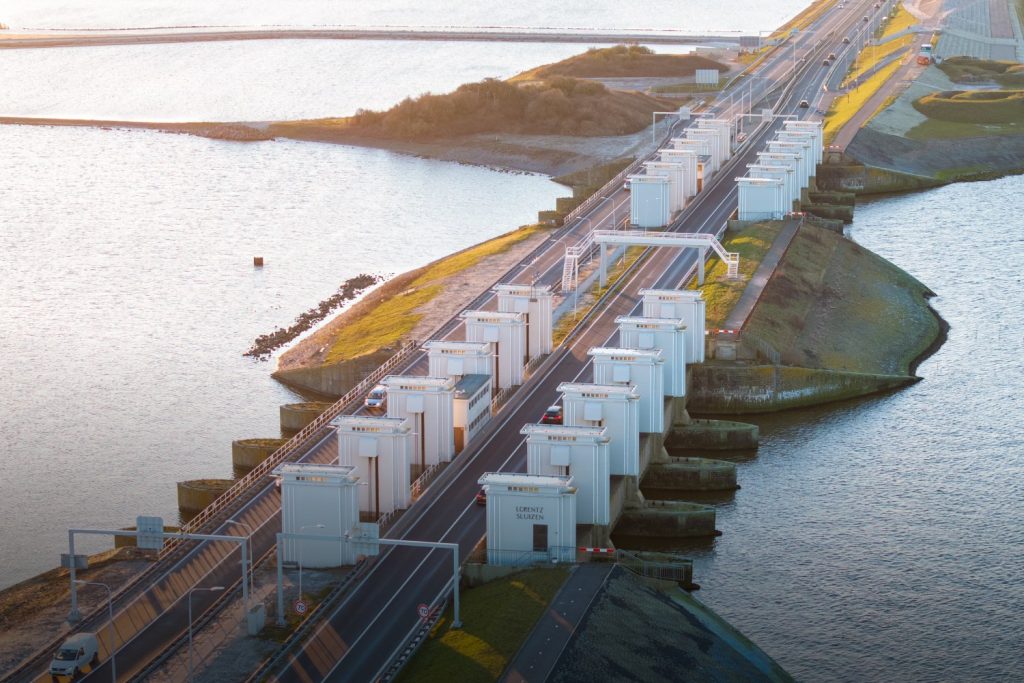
left=592, top=229, right=738, bottom=288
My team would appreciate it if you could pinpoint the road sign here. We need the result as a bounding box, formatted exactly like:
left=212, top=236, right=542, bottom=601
left=417, top=603, right=429, bottom=619
left=293, top=600, right=307, bottom=615
left=60, top=553, right=89, bottom=570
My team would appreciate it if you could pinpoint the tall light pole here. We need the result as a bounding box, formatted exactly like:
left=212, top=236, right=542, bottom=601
left=297, top=523, right=325, bottom=600
left=74, top=580, right=115, bottom=683
left=226, top=519, right=255, bottom=600
left=188, top=586, right=224, bottom=682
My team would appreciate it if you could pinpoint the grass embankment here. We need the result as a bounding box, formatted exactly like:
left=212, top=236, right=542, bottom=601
left=271, top=75, right=676, bottom=142
left=937, top=56, right=1024, bottom=88
left=513, top=45, right=728, bottom=82
left=396, top=568, right=568, bottom=683
left=552, top=246, right=647, bottom=346
left=823, top=59, right=902, bottom=143
left=685, top=222, right=783, bottom=329
left=743, top=222, right=939, bottom=375
left=844, top=34, right=914, bottom=85
left=913, top=89, right=1024, bottom=124
left=880, top=2, right=917, bottom=40
left=321, top=225, right=544, bottom=364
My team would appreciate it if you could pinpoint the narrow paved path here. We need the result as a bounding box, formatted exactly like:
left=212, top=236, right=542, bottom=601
left=500, top=563, right=613, bottom=683
left=724, top=217, right=802, bottom=332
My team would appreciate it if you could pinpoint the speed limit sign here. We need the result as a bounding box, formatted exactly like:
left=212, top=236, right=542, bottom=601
left=293, top=599, right=308, bottom=615
left=417, top=603, right=429, bottom=619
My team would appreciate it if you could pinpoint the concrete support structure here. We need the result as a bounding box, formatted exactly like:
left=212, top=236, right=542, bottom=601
left=479, top=472, right=577, bottom=565
left=757, top=152, right=802, bottom=202
left=686, top=128, right=723, bottom=173
left=279, top=464, right=360, bottom=567
left=696, top=118, right=733, bottom=161
left=558, top=382, right=641, bottom=477
left=775, top=132, right=816, bottom=182
left=628, top=174, right=671, bottom=228
left=749, top=164, right=797, bottom=207
left=424, top=340, right=493, bottom=380
left=383, top=375, right=456, bottom=470
left=782, top=120, right=824, bottom=164
left=453, top=374, right=491, bottom=453
left=460, top=310, right=527, bottom=390
left=658, top=149, right=699, bottom=199
left=671, top=138, right=712, bottom=186
left=493, top=284, right=554, bottom=360
left=641, top=289, right=706, bottom=364
left=333, top=416, right=412, bottom=519
left=737, top=176, right=786, bottom=220
left=767, top=140, right=809, bottom=185
left=616, top=316, right=688, bottom=397
left=643, top=161, right=686, bottom=212
left=522, top=424, right=611, bottom=525
left=589, top=347, right=666, bottom=434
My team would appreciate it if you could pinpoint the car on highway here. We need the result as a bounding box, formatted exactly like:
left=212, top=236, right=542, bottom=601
left=828, top=52, right=837, bottom=61
left=843, top=36, right=851, bottom=44
left=864, top=15, right=870, bottom=22
left=475, top=488, right=487, bottom=505
left=49, top=633, right=98, bottom=679
left=540, top=405, right=563, bottom=425
left=799, top=99, right=810, bottom=108
left=364, top=384, right=387, bottom=410
left=623, top=178, right=631, bottom=192
left=822, top=58, right=831, bottom=66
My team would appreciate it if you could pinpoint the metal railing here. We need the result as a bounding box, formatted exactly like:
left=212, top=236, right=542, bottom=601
left=489, top=383, right=520, bottom=415
left=162, top=339, right=421, bottom=558
left=410, top=462, right=446, bottom=501
left=377, top=594, right=450, bottom=683
left=616, top=549, right=693, bottom=584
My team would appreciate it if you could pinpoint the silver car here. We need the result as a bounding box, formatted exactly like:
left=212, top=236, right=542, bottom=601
left=364, top=385, right=387, bottom=410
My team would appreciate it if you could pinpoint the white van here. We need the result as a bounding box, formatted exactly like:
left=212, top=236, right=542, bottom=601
left=49, top=632, right=98, bottom=679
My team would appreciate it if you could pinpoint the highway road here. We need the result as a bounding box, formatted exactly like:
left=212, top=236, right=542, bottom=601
left=3, top=2, right=893, bottom=681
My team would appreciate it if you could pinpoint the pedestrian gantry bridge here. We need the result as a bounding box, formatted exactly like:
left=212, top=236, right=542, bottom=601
left=592, top=230, right=740, bottom=288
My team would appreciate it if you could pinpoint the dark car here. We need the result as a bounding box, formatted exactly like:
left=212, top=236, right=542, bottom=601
left=475, top=488, right=487, bottom=505
left=541, top=405, right=563, bottom=425
left=843, top=36, right=851, bottom=44
left=799, top=99, right=810, bottom=108
left=828, top=52, right=837, bottom=60
left=823, top=58, right=831, bottom=66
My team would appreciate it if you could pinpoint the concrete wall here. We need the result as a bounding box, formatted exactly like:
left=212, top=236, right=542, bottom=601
left=688, top=365, right=915, bottom=414
left=615, top=501, right=718, bottom=538
left=272, top=348, right=394, bottom=398
left=815, top=163, right=944, bottom=195
left=667, top=419, right=758, bottom=451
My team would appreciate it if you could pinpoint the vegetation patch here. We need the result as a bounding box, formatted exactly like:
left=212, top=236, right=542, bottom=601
left=686, top=222, right=783, bottom=329
left=514, top=45, right=728, bottom=81
left=771, top=0, right=837, bottom=38
left=843, top=34, right=913, bottom=86
left=323, top=225, right=543, bottom=364
left=553, top=246, right=647, bottom=346
left=880, top=2, right=917, bottom=40
left=938, top=56, right=1024, bottom=87
left=271, top=76, right=677, bottom=142
left=824, top=59, right=902, bottom=142
left=913, top=89, right=1024, bottom=124
left=396, top=568, right=569, bottom=683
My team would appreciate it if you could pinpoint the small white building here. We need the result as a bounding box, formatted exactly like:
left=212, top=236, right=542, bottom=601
left=685, top=128, right=723, bottom=173
left=589, top=347, right=666, bottom=434
left=775, top=132, right=816, bottom=181
left=641, top=288, right=706, bottom=364
left=767, top=140, right=809, bottom=186
left=738, top=176, right=786, bottom=220
left=629, top=174, right=671, bottom=228
left=521, top=424, right=611, bottom=525
left=670, top=138, right=710, bottom=188
left=493, top=284, right=554, bottom=360
left=757, top=152, right=802, bottom=202
left=783, top=120, right=824, bottom=164
left=558, top=382, right=641, bottom=477
left=383, top=375, right=456, bottom=473
left=479, top=472, right=577, bottom=565
left=749, top=164, right=797, bottom=208
left=616, top=315, right=688, bottom=398
left=461, top=310, right=527, bottom=390
left=658, top=149, right=699, bottom=199
left=453, top=373, right=491, bottom=453
left=697, top=118, right=733, bottom=161
left=643, top=161, right=686, bottom=213
left=278, top=463, right=359, bottom=568
left=333, top=415, right=412, bottom=519
left=424, top=340, right=493, bottom=380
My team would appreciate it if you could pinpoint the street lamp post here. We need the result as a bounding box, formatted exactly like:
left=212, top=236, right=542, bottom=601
left=74, top=580, right=115, bottom=683
left=225, top=519, right=255, bottom=600
left=297, top=524, right=325, bottom=600
left=188, top=586, right=224, bottom=682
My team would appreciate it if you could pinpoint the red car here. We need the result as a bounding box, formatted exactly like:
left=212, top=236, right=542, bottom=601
left=475, top=489, right=487, bottom=505
left=540, top=405, right=563, bottom=425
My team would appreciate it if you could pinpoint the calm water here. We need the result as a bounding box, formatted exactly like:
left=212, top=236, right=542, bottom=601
left=4, top=0, right=809, bottom=33
left=685, top=176, right=1024, bottom=682
left=0, top=124, right=563, bottom=587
